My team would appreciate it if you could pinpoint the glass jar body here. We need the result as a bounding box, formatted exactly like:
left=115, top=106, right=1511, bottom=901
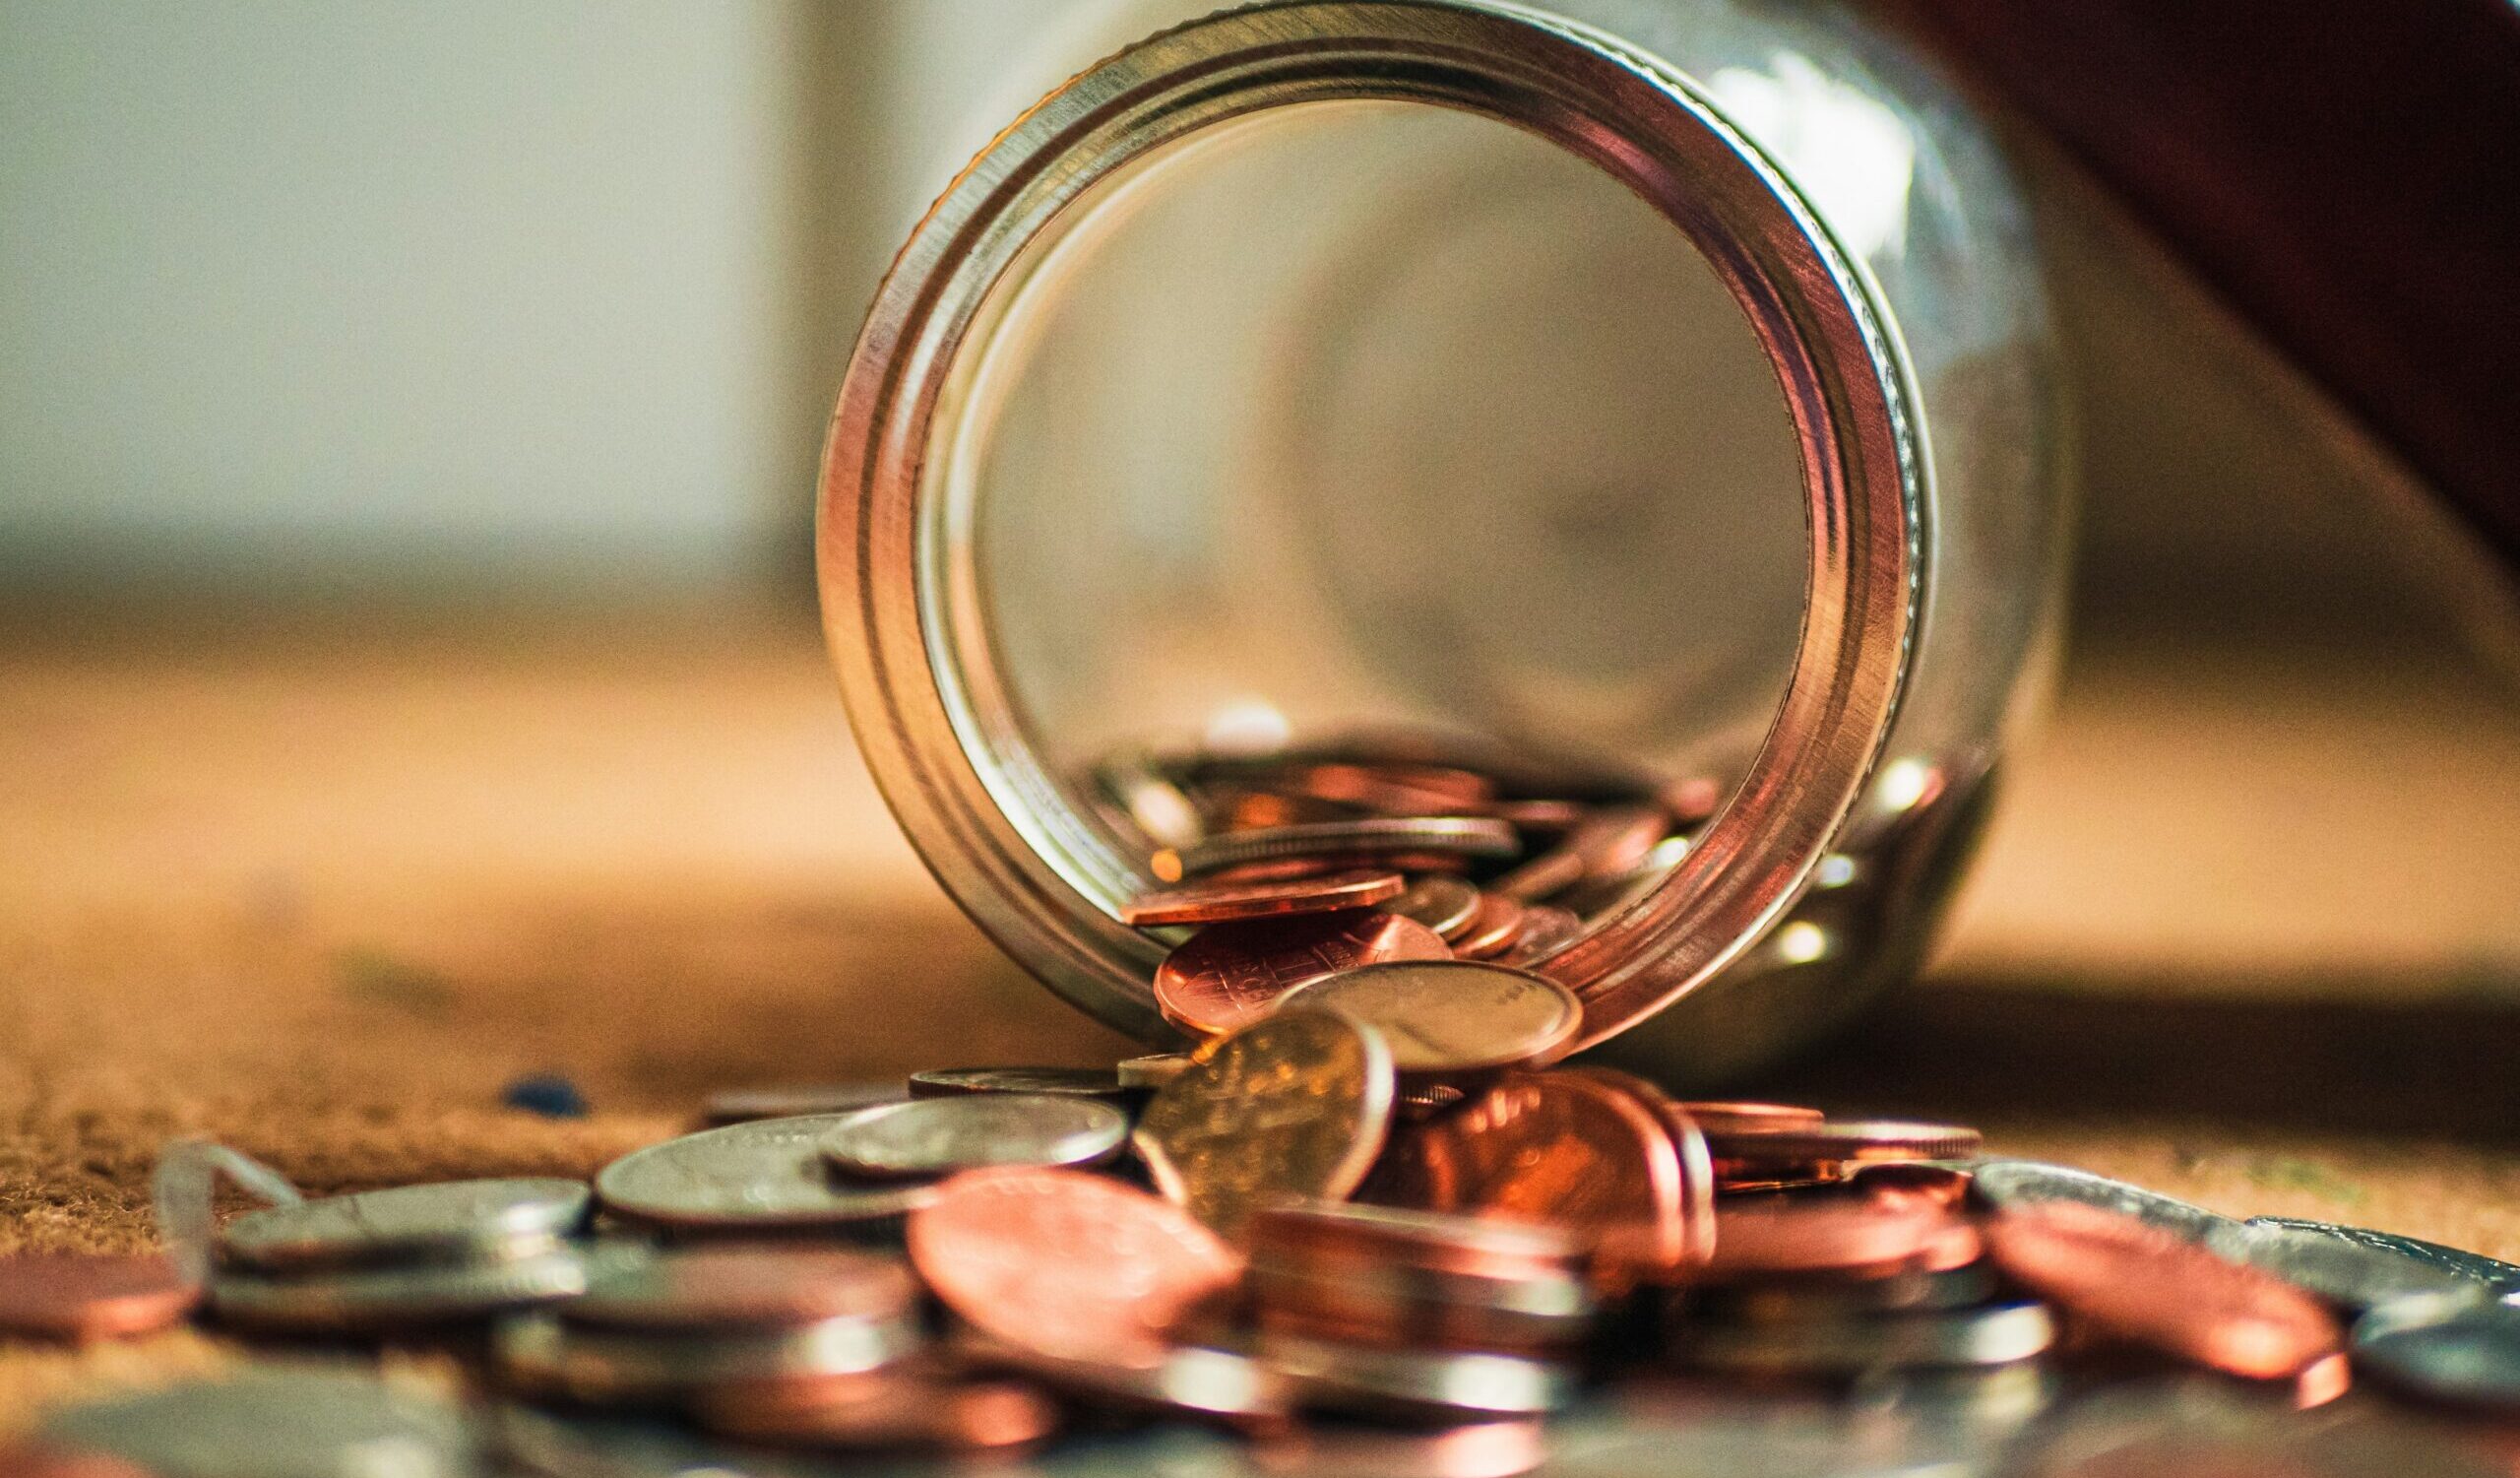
left=822, top=0, right=2066, bottom=1084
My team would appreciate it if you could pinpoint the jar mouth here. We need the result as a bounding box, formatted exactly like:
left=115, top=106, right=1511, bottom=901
left=821, top=0, right=1922, bottom=1053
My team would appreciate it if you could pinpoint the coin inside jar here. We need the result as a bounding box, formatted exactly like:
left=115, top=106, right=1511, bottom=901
left=1153, top=909, right=1449, bottom=1039
left=817, top=1094, right=1129, bottom=1180
left=1274, top=961, right=1582, bottom=1076
left=1122, top=869, right=1408, bottom=927
left=1153, top=817, right=1521, bottom=882
left=1383, top=874, right=1482, bottom=938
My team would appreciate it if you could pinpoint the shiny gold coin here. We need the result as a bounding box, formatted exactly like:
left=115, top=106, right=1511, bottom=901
left=1133, top=1009, right=1395, bottom=1241
left=1274, top=961, right=1582, bottom=1075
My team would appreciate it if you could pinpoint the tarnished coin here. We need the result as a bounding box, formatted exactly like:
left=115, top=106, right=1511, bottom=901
left=1984, top=1200, right=2343, bottom=1380
left=1154, top=817, right=1521, bottom=882
left=210, top=1245, right=602, bottom=1330
left=691, top=1373, right=1059, bottom=1451
left=2352, top=1292, right=2520, bottom=1413
left=1154, top=909, right=1449, bottom=1039
left=2203, top=1217, right=2486, bottom=1311
left=1276, top=961, right=1582, bottom=1075
left=220, top=1177, right=590, bottom=1272
left=1385, top=874, right=1482, bottom=938
left=1117, top=1053, right=1194, bottom=1090
left=907, top=1065, right=1131, bottom=1100
left=703, top=1080, right=906, bottom=1125
left=1369, top=1071, right=1698, bottom=1283
left=1970, top=1159, right=2234, bottom=1244
left=497, top=1309, right=919, bottom=1405
left=0, top=1253, right=197, bottom=1342
left=2245, top=1216, right=2520, bottom=1294
left=38, top=1370, right=480, bottom=1478
left=955, top=1332, right=1292, bottom=1429
left=1675, top=1300, right=2055, bottom=1377
left=595, top=1117, right=938, bottom=1231
left=909, top=1167, right=1244, bottom=1366
left=1259, top=1331, right=1576, bottom=1419
left=817, top=1094, right=1129, bottom=1180
left=1123, top=869, right=1408, bottom=927
left=562, top=1244, right=917, bottom=1332
left=1135, top=1009, right=1397, bottom=1239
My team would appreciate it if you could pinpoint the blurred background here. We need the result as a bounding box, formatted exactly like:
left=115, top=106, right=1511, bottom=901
left=2, top=1, right=2514, bottom=1131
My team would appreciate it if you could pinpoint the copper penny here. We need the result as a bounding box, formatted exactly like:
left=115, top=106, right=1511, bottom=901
left=1269, top=763, right=1496, bottom=816
left=1492, top=803, right=1669, bottom=901
left=1701, top=1197, right=1982, bottom=1281
left=1247, top=1201, right=1584, bottom=1285
left=1134, top=1009, right=1396, bottom=1240
left=1850, top=1160, right=1976, bottom=1210
left=0, top=1253, right=197, bottom=1342
left=694, top=1373, right=1058, bottom=1450
left=1153, top=909, right=1448, bottom=1039
left=1559, top=1068, right=1719, bottom=1270
left=562, top=1245, right=916, bottom=1333
left=1205, top=851, right=1478, bottom=884
left=1701, top=1118, right=1984, bottom=1169
left=1674, top=1101, right=1827, bottom=1132
left=1276, top=961, right=1581, bottom=1076
left=909, top=1167, right=1243, bottom=1367
left=1384, top=874, right=1482, bottom=938
left=1368, top=1071, right=1694, bottom=1285
left=1983, top=1200, right=2344, bottom=1380
left=1449, top=893, right=1527, bottom=960
left=1123, top=869, right=1407, bottom=927
left=1154, top=817, right=1519, bottom=883
left=1499, top=905, right=1582, bottom=966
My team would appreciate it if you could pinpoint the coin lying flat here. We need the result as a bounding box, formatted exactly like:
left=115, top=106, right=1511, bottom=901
left=909, top=1167, right=1244, bottom=1367
left=1154, top=909, right=1450, bottom=1039
left=1259, top=1331, right=1577, bottom=1419
left=1968, top=1159, right=2233, bottom=1244
left=1499, top=905, right=1583, bottom=966
left=2245, top=1216, right=2520, bottom=1295
left=1702, top=1121, right=1984, bottom=1171
left=497, top=1309, right=920, bottom=1405
left=1117, top=1053, right=1194, bottom=1090
left=209, top=1245, right=602, bottom=1330
left=1122, top=869, right=1408, bottom=927
left=956, top=1332, right=1292, bottom=1429
left=1277, top=961, right=1583, bottom=1075
left=818, top=1094, right=1129, bottom=1180
left=0, top=1253, right=198, bottom=1342
left=906, top=1066, right=1131, bottom=1100
left=595, top=1117, right=938, bottom=1231
left=2352, top=1292, right=2520, bottom=1413
left=1702, top=1198, right=1982, bottom=1282
left=562, top=1245, right=917, bottom=1333
left=38, top=1370, right=481, bottom=1478
left=2203, top=1217, right=2486, bottom=1312
left=703, top=1080, right=906, bottom=1125
left=1154, top=817, right=1522, bottom=882
left=1983, top=1200, right=2342, bottom=1381
left=220, top=1177, right=590, bottom=1272
left=690, top=1372, right=1059, bottom=1451
left=1384, top=874, right=1482, bottom=938
left=1695, top=1260, right=2000, bottom=1322
left=1675, top=1300, right=2055, bottom=1377
left=1135, top=1009, right=1397, bottom=1240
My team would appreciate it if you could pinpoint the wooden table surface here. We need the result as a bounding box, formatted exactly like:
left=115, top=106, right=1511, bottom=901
left=0, top=592, right=2513, bottom=1427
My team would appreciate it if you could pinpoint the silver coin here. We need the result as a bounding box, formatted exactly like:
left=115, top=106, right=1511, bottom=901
left=1164, top=817, right=1521, bottom=878
left=595, top=1117, right=938, bottom=1231
left=1116, top=1053, right=1194, bottom=1090
left=702, top=1081, right=906, bottom=1126
left=220, top=1177, right=590, bottom=1272
left=1384, top=874, right=1481, bottom=936
left=210, top=1245, right=607, bottom=1330
left=1274, top=960, right=1582, bottom=1075
left=39, top=1369, right=482, bottom=1478
left=561, top=1244, right=918, bottom=1334
left=1967, top=1160, right=2235, bottom=1242
left=906, top=1066, right=1131, bottom=1101
left=2203, top=1218, right=2488, bottom=1311
left=1675, top=1300, right=2055, bottom=1377
left=496, top=1309, right=919, bottom=1405
left=956, top=1332, right=1292, bottom=1427
left=818, top=1094, right=1129, bottom=1180
left=1260, top=1330, right=1576, bottom=1418
left=2245, top=1215, right=2520, bottom=1294
left=2352, top=1292, right=2520, bottom=1413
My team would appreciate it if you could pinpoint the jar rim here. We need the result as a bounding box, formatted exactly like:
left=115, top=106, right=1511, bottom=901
left=819, top=0, right=1923, bottom=1053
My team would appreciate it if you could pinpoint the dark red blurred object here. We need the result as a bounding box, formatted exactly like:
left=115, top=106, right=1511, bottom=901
left=1904, top=0, right=2520, bottom=571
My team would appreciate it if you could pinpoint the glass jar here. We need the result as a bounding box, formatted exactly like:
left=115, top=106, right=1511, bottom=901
left=819, top=0, right=2065, bottom=1085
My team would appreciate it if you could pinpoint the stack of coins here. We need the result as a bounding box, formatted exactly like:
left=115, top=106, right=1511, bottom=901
left=207, top=1178, right=599, bottom=1333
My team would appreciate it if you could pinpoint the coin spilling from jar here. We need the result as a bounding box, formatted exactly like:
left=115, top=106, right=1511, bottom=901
left=13, top=746, right=2520, bottom=1470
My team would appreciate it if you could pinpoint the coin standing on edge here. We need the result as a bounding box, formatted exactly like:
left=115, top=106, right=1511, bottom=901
left=817, top=1094, right=1129, bottom=1180
left=1153, top=909, right=1448, bottom=1039
left=909, top=1167, right=1244, bottom=1368
left=1276, top=960, right=1582, bottom=1075
left=1134, top=1009, right=1397, bottom=1240
left=595, top=1117, right=938, bottom=1231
